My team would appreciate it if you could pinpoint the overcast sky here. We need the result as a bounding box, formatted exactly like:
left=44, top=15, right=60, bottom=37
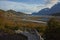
left=0, top=0, right=60, bottom=14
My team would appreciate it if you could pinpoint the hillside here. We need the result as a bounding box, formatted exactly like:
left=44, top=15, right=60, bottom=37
left=7, top=10, right=26, bottom=16
left=0, top=9, right=47, bottom=35
left=32, top=8, right=50, bottom=15
left=32, top=2, right=60, bottom=16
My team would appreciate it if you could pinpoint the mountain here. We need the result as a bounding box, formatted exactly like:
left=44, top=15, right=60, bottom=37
left=32, top=2, right=60, bottom=16
left=0, top=9, right=28, bottom=22
left=32, top=8, right=50, bottom=15
left=7, top=10, right=26, bottom=16
left=49, top=2, right=60, bottom=14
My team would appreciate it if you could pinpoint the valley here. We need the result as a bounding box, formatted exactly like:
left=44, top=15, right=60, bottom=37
left=0, top=0, right=60, bottom=40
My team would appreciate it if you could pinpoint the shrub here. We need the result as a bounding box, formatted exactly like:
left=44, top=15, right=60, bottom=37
left=44, top=18, right=60, bottom=40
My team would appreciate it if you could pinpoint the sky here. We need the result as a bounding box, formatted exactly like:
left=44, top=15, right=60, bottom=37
left=0, top=0, right=60, bottom=14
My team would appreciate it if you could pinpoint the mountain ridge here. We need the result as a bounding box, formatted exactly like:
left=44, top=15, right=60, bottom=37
left=32, top=2, right=60, bottom=16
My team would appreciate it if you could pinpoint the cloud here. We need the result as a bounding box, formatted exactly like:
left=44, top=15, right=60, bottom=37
left=45, top=0, right=59, bottom=4
left=45, top=0, right=59, bottom=8
left=0, top=1, right=44, bottom=14
left=0, top=0, right=60, bottom=14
